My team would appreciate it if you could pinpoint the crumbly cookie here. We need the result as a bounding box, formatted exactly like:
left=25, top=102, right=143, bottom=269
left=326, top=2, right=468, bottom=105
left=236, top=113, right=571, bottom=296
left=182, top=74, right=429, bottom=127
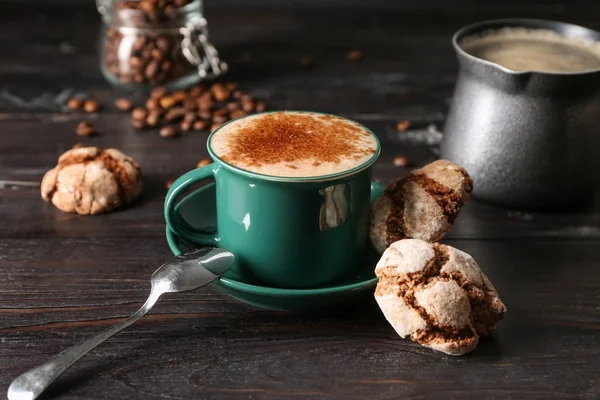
left=41, top=147, right=142, bottom=215
left=375, top=239, right=506, bottom=356
left=371, top=160, right=473, bottom=253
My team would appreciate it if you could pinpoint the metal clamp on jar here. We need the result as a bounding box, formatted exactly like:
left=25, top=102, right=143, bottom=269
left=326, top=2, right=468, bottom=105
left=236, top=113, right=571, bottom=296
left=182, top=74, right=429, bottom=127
left=97, top=0, right=227, bottom=90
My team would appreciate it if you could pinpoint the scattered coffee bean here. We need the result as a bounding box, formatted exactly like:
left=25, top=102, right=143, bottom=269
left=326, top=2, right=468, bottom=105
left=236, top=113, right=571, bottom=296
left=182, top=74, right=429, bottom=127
left=183, top=112, right=196, bottom=123
left=67, top=98, right=83, bottom=110
left=132, top=118, right=147, bottom=129
left=230, top=109, right=246, bottom=119
left=132, top=107, right=148, bottom=121
left=213, top=115, right=227, bottom=124
left=396, top=120, right=411, bottom=132
left=197, top=159, right=211, bottom=168
left=300, top=56, right=315, bottom=69
left=189, top=86, right=203, bottom=97
left=199, top=91, right=213, bottom=101
left=76, top=121, right=95, bottom=136
left=171, top=91, right=188, bottom=103
left=242, top=100, right=255, bottom=113
left=197, top=98, right=214, bottom=111
left=193, top=120, right=208, bottom=130
left=181, top=120, right=193, bottom=132
left=166, top=179, right=174, bottom=189
left=183, top=98, right=197, bottom=110
left=211, top=83, right=230, bottom=102
left=198, top=110, right=212, bottom=120
left=226, top=102, right=240, bottom=112
left=146, top=98, right=160, bottom=110
left=151, top=86, right=167, bottom=99
left=210, top=122, right=222, bottom=132
left=160, top=125, right=178, bottom=138
left=393, top=155, right=410, bottom=167
left=160, top=96, right=177, bottom=109
left=83, top=100, right=100, bottom=113
left=115, top=98, right=133, bottom=111
left=127, top=82, right=268, bottom=133
left=164, top=107, right=186, bottom=122
left=213, top=107, right=228, bottom=117
left=347, top=50, right=364, bottom=62
left=146, top=110, right=161, bottom=127
left=255, top=101, right=267, bottom=113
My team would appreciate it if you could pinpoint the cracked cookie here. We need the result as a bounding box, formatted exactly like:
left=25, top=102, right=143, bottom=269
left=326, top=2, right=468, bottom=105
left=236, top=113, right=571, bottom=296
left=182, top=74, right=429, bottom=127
left=371, top=160, right=473, bottom=254
left=41, top=147, right=142, bottom=215
left=375, top=239, right=506, bottom=356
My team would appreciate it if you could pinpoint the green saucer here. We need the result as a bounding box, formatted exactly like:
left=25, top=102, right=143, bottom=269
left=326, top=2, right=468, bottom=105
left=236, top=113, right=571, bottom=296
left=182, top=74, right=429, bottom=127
left=166, top=182, right=384, bottom=311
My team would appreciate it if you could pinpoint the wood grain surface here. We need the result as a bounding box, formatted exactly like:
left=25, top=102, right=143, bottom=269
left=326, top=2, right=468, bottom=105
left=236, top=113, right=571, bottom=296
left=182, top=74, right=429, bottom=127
left=1, top=3, right=599, bottom=400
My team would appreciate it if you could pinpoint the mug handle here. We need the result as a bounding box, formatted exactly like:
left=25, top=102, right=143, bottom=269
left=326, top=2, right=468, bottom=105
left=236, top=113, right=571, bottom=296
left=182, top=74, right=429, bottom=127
left=164, top=164, right=219, bottom=246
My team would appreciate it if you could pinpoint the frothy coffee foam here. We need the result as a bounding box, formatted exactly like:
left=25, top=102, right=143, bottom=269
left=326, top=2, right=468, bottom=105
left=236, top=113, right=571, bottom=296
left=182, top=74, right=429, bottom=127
left=210, top=112, right=378, bottom=178
left=460, top=27, right=600, bottom=73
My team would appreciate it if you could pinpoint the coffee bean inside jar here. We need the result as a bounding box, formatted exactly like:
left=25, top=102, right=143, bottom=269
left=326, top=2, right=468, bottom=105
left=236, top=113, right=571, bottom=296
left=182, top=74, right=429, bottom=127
left=99, top=0, right=226, bottom=89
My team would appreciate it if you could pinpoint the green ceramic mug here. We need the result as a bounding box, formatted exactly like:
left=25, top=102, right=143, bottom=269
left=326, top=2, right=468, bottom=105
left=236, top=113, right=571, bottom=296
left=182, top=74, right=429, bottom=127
left=164, top=112, right=381, bottom=289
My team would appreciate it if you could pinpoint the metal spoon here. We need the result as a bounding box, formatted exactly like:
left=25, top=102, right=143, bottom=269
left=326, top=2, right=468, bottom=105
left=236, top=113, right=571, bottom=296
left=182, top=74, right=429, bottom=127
left=7, top=247, right=234, bottom=400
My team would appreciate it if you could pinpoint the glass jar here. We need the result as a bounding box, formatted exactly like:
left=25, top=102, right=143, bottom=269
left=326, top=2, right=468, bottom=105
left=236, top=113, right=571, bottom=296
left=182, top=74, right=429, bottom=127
left=97, top=0, right=226, bottom=90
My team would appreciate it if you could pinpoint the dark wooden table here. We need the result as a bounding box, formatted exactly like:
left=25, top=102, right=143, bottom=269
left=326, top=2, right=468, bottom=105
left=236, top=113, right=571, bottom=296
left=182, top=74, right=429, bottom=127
left=1, top=3, right=599, bottom=399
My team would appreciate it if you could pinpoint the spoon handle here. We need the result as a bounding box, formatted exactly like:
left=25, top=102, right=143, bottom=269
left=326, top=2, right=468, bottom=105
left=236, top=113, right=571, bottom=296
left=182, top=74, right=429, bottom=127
left=7, top=290, right=161, bottom=400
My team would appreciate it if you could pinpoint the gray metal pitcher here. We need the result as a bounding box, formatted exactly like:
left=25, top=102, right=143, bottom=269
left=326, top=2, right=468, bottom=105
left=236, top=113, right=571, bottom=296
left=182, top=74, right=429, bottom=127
left=441, top=19, right=600, bottom=209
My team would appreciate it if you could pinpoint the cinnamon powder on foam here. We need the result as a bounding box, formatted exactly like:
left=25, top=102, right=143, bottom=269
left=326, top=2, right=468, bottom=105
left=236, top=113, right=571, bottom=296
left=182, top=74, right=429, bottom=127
left=216, top=113, right=376, bottom=170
